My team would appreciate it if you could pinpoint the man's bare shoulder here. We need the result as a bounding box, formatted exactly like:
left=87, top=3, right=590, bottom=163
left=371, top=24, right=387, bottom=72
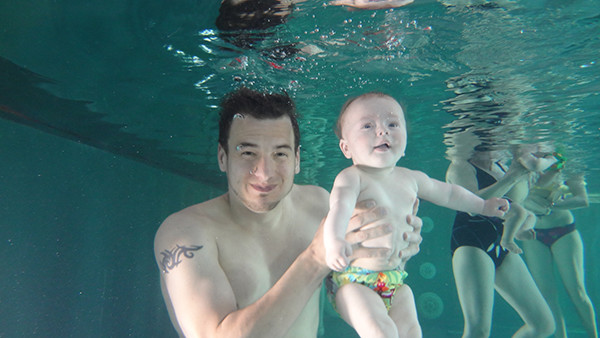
left=291, top=183, right=329, bottom=201
left=290, top=184, right=330, bottom=213
left=154, top=195, right=228, bottom=247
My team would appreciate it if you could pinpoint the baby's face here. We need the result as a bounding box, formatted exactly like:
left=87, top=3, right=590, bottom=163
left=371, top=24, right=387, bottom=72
left=339, top=96, right=407, bottom=168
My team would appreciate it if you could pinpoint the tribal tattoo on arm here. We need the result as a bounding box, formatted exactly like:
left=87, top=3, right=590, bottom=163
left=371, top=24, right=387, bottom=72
left=160, top=244, right=203, bottom=274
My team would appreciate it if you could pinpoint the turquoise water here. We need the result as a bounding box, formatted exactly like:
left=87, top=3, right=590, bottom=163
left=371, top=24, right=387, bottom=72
left=0, top=0, right=598, bottom=336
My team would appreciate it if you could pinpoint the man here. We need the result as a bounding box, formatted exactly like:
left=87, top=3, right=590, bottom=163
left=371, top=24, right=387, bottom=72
left=154, top=87, right=423, bottom=337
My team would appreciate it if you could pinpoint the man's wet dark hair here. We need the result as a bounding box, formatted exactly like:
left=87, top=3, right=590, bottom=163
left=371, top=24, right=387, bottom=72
left=218, top=87, right=300, bottom=153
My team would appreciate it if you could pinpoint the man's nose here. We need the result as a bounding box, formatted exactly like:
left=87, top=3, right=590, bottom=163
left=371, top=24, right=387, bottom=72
left=251, top=156, right=274, bottom=178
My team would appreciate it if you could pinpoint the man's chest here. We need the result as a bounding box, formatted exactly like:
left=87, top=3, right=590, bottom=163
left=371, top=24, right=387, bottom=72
left=215, top=224, right=314, bottom=307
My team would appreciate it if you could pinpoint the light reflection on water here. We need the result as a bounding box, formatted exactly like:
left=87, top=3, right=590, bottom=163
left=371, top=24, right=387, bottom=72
left=166, top=0, right=598, bottom=185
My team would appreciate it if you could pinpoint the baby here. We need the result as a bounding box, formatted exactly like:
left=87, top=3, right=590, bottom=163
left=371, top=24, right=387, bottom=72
left=499, top=142, right=559, bottom=254
left=323, top=92, right=509, bottom=338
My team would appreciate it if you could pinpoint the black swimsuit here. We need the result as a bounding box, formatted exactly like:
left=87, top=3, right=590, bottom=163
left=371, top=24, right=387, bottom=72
left=451, top=163, right=509, bottom=268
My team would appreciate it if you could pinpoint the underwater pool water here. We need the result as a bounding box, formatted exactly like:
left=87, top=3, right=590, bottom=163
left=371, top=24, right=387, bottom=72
left=0, top=0, right=598, bottom=336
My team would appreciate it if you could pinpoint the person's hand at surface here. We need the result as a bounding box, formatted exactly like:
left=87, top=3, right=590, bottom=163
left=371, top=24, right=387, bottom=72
left=482, top=197, right=510, bottom=218
left=329, top=0, right=414, bottom=10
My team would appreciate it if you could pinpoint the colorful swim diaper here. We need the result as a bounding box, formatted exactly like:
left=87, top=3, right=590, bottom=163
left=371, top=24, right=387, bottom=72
left=326, top=266, right=408, bottom=312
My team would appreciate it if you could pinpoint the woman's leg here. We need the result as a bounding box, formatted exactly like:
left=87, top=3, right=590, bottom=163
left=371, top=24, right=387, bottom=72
left=552, top=230, right=598, bottom=338
left=495, top=253, right=555, bottom=338
left=522, top=238, right=567, bottom=337
left=335, top=282, right=399, bottom=338
left=452, top=246, right=496, bottom=338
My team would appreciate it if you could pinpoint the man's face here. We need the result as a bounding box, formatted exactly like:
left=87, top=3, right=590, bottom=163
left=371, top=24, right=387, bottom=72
left=218, top=115, right=300, bottom=213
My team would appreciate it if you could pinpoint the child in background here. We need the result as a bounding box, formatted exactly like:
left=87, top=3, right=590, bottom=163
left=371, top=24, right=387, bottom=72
left=324, top=92, right=509, bottom=338
left=498, top=142, right=559, bottom=254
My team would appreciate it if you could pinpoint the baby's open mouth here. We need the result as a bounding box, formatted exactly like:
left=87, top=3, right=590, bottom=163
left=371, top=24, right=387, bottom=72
left=375, top=143, right=390, bottom=150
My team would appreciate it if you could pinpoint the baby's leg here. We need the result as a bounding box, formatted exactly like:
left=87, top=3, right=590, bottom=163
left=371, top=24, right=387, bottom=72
left=335, top=283, right=399, bottom=338
left=501, top=203, right=529, bottom=254
left=389, top=284, right=422, bottom=338
left=515, top=211, right=536, bottom=241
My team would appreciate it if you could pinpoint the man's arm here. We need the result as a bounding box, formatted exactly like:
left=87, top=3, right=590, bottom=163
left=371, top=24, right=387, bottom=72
left=155, top=211, right=330, bottom=338
left=155, top=200, right=423, bottom=338
left=155, top=213, right=239, bottom=337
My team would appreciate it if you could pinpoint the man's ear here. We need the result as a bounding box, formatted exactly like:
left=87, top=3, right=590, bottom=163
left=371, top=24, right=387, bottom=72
left=295, top=148, right=301, bottom=174
left=217, top=144, right=227, bottom=172
left=339, top=139, right=352, bottom=159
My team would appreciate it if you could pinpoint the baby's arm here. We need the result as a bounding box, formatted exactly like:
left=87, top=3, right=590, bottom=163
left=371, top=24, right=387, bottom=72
left=323, top=168, right=361, bottom=271
left=413, top=170, right=508, bottom=218
left=447, top=159, right=529, bottom=199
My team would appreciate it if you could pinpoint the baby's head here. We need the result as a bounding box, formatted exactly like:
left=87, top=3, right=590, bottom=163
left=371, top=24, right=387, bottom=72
left=335, top=92, right=407, bottom=168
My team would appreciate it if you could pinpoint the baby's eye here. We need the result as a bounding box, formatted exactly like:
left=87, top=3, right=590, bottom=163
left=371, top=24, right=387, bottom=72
left=362, top=123, right=372, bottom=129
left=389, top=122, right=400, bottom=128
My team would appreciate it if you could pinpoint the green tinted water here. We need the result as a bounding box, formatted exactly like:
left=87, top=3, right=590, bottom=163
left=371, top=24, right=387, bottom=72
left=0, top=0, right=598, bottom=336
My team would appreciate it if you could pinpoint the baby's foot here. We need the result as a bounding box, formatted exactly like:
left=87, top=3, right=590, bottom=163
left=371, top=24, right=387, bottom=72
left=516, top=228, right=536, bottom=241
left=501, top=239, right=523, bottom=254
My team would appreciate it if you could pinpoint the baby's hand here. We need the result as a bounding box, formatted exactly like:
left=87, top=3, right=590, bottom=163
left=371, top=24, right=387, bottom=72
left=482, top=197, right=510, bottom=217
left=326, top=239, right=353, bottom=272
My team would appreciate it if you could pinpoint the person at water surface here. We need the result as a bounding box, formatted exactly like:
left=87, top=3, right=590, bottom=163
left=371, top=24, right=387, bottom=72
left=153, top=87, right=424, bottom=337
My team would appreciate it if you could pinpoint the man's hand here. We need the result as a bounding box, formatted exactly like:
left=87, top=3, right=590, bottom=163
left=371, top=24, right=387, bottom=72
left=307, top=199, right=423, bottom=275
left=398, top=199, right=422, bottom=265
left=346, top=199, right=423, bottom=265
left=344, top=199, right=393, bottom=260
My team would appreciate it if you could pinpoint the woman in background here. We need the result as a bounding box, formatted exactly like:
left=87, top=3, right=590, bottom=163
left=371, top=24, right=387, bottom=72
left=446, top=140, right=555, bottom=338
left=522, top=157, right=598, bottom=338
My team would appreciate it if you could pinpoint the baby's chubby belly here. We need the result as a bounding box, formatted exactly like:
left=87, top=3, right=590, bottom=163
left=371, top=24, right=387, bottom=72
left=350, top=220, right=411, bottom=271
left=347, top=176, right=418, bottom=271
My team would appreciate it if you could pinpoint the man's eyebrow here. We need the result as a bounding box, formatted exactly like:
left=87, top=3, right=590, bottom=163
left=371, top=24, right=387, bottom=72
left=236, top=142, right=258, bottom=150
left=236, top=143, right=294, bottom=151
left=275, top=144, right=294, bottom=151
